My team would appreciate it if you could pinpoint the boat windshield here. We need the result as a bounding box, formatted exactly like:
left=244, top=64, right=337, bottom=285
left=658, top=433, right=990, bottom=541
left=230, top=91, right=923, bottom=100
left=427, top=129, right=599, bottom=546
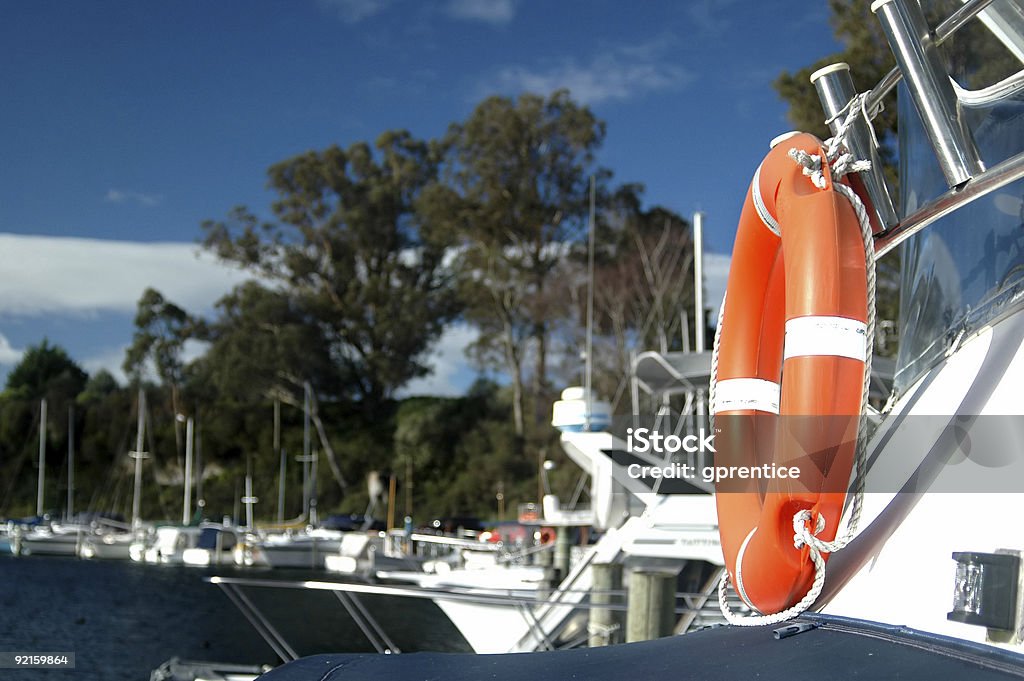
left=895, top=0, right=1024, bottom=393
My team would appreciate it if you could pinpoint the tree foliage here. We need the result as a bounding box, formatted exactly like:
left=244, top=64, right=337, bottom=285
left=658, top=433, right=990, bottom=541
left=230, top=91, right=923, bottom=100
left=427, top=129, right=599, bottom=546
left=5, top=339, right=88, bottom=403
left=421, top=90, right=608, bottom=436
left=1, top=89, right=687, bottom=524
left=123, top=287, right=207, bottom=467
left=188, top=282, right=337, bottom=405
left=123, top=287, right=201, bottom=387
left=202, top=131, right=460, bottom=409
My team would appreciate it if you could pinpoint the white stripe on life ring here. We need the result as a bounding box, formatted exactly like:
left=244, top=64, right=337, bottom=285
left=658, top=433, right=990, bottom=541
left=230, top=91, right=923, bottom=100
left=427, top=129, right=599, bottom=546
left=751, top=165, right=781, bottom=237
left=784, top=316, right=868, bottom=362
left=713, top=378, right=780, bottom=414
left=734, top=526, right=759, bottom=612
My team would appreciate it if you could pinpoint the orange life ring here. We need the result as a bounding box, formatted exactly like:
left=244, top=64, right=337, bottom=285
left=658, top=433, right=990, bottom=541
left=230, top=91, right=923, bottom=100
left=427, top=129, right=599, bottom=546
left=713, top=132, right=869, bottom=615
left=539, top=528, right=555, bottom=545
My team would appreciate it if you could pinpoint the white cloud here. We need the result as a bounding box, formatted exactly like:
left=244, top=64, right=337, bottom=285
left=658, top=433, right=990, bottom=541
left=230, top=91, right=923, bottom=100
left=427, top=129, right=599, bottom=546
left=104, top=189, right=163, bottom=207
left=80, top=344, right=129, bottom=383
left=686, top=0, right=739, bottom=35
left=399, top=323, right=479, bottom=397
left=182, top=338, right=211, bottom=364
left=445, top=0, right=516, bottom=25
left=80, top=338, right=212, bottom=385
left=491, top=40, right=692, bottom=104
left=0, top=233, right=252, bottom=317
left=0, top=333, right=25, bottom=366
left=317, top=0, right=391, bottom=23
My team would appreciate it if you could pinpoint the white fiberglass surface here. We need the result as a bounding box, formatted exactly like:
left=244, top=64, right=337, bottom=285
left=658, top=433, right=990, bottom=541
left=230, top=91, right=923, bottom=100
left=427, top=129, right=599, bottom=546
left=824, top=315, right=1024, bottom=649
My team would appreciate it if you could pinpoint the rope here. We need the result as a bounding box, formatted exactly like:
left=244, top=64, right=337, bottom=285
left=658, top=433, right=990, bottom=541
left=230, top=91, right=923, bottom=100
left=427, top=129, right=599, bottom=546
left=586, top=621, right=621, bottom=642
left=718, top=513, right=828, bottom=627
left=716, top=98, right=878, bottom=625
left=707, top=289, right=726, bottom=432
left=789, top=97, right=877, bottom=556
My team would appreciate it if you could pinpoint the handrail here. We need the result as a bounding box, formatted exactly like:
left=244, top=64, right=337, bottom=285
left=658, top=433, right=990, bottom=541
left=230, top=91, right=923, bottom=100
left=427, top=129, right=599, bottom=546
left=408, top=532, right=502, bottom=551
left=495, top=540, right=555, bottom=565
left=875, top=148, right=1024, bottom=257
left=205, top=575, right=712, bottom=611
left=865, top=0, right=997, bottom=112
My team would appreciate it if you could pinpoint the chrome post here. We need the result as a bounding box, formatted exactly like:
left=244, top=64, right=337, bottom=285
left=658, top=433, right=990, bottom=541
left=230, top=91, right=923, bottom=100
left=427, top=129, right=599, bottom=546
left=873, top=0, right=984, bottom=188
left=811, top=62, right=900, bottom=230
left=865, top=0, right=996, bottom=114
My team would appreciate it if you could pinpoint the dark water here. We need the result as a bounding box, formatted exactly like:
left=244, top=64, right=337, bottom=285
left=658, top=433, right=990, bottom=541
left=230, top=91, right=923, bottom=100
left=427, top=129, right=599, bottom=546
left=0, top=555, right=470, bottom=680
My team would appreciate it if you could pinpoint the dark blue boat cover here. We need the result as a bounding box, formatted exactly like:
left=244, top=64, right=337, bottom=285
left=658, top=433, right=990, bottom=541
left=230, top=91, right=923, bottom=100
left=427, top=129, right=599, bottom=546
left=260, top=615, right=1024, bottom=680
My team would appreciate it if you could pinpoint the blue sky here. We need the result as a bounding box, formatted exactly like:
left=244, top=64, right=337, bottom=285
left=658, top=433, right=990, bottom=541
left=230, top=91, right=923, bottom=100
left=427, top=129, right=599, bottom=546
left=0, top=0, right=843, bottom=393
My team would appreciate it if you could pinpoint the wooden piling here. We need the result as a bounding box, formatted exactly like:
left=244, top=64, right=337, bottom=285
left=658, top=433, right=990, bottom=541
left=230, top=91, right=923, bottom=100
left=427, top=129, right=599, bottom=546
left=554, top=526, right=571, bottom=578
left=589, top=562, right=623, bottom=647
left=626, top=570, right=676, bottom=642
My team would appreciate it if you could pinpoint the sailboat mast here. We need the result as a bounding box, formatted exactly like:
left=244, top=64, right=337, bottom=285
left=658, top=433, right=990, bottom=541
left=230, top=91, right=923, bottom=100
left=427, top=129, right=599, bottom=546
left=275, top=399, right=285, bottom=524
left=67, top=405, right=74, bottom=521
left=182, top=416, right=193, bottom=525
left=195, top=419, right=203, bottom=510
left=131, top=388, right=146, bottom=528
left=309, top=448, right=318, bottom=526
left=693, top=211, right=706, bottom=353
left=693, top=212, right=707, bottom=419
left=243, top=453, right=257, bottom=529
left=302, top=382, right=311, bottom=520
left=36, top=398, right=47, bottom=517
left=584, top=175, right=596, bottom=430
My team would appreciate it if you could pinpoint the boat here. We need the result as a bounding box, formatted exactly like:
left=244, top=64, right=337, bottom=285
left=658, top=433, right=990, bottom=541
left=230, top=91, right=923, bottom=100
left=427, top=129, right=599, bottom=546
left=243, top=527, right=346, bottom=569
left=16, top=400, right=93, bottom=557
left=241, top=456, right=354, bottom=570
left=259, top=614, right=1024, bottom=680
left=130, top=525, right=196, bottom=563
left=204, top=368, right=732, bottom=656
left=77, top=519, right=138, bottom=560
left=1, top=517, right=42, bottom=556
left=250, top=0, right=1024, bottom=677
left=0, top=522, right=13, bottom=555
left=130, top=521, right=241, bottom=566
left=16, top=520, right=86, bottom=557
left=135, top=524, right=204, bottom=564
left=181, top=523, right=243, bottom=567
left=324, top=527, right=439, bottom=577
left=149, top=656, right=270, bottom=681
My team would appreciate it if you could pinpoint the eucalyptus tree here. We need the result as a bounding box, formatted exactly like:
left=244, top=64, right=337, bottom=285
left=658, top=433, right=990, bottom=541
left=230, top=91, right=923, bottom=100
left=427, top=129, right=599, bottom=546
left=202, top=130, right=460, bottom=410
left=124, top=287, right=203, bottom=465
left=422, top=90, right=608, bottom=436
left=185, top=281, right=356, bottom=493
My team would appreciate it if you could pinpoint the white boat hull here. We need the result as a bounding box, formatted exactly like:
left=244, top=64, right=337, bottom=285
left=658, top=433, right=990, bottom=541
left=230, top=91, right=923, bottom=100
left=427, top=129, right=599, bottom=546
left=79, top=534, right=134, bottom=560
left=257, top=539, right=342, bottom=569
left=822, top=311, right=1024, bottom=651
left=17, top=527, right=86, bottom=557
